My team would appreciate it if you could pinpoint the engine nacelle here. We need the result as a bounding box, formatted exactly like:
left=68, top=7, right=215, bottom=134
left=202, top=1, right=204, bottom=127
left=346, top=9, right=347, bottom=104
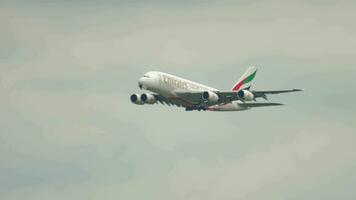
left=202, top=91, right=219, bottom=103
left=140, top=93, right=157, bottom=104
left=130, top=94, right=144, bottom=105
left=237, top=90, right=254, bottom=101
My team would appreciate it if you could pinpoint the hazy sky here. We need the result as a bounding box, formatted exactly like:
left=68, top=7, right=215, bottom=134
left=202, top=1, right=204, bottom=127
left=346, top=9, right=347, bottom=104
left=1, top=0, right=356, bottom=199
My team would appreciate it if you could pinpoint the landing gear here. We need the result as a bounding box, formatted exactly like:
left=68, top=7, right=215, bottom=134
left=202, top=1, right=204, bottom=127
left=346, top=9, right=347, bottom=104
left=185, top=106, right=207, bottom=111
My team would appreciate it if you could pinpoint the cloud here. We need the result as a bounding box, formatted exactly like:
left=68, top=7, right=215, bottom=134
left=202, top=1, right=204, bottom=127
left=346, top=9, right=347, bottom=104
left=167, top=124, right=356, bottom=200
left=0, top=1, right=356, bottom=199
left=2, top=0, right=356, bottom=87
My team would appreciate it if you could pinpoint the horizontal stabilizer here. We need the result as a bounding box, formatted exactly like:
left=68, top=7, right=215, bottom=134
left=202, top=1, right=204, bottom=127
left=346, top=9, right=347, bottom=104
left=239, top=102, right=283, bottom=107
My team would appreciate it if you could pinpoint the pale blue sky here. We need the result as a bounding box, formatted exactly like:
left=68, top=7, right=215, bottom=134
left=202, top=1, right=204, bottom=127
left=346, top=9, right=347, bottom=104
left=1, top=0, right=356, bottom=199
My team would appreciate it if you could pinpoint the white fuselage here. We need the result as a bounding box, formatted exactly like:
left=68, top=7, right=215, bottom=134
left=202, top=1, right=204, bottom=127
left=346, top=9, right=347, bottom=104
left=138, top=71, right=247, bottom=111
left=139, top=71, right=218, bottom=97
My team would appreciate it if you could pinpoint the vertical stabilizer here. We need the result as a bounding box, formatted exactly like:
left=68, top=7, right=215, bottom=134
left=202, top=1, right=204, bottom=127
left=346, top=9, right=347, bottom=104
left=231, top=66, right=257, bottom=91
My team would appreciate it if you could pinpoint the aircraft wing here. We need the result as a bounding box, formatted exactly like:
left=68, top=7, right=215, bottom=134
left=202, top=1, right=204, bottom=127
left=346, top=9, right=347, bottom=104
left=174, top=91, right=204, bottom=104
left=216, top=91, right=239, bottom=102
left=170, top=89, right=302, bottom=107
left=175, top=91, right=239, bottom=104
left=154, top=94, right=189, bottom=107
left=252, top=89, right=303, bottom=99
left=218, top=89, right=302, bottom=100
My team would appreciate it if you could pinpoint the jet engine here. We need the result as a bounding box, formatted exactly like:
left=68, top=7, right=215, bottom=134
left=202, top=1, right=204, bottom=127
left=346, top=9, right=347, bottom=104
left=130, top=94, right=144, bottom=105
left=140, top=93, right=157, bottom=104
left=202, top=91, right=219, bottom=103
left=237, top=90, right=254, bottom=101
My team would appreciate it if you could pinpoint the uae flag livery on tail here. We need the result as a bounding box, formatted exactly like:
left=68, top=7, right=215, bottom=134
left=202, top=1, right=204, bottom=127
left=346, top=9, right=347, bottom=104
left=231, top=66, right=257, bottom=91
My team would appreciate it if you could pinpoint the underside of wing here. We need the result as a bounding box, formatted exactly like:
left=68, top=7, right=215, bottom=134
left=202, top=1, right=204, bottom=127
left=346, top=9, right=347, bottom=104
left=174, top=91, right=204, bottom=104
left=154, top=94, right=189, bottom=107
left=151, top=88, right=301, bottom=109
left=216, top=91, right=239, bottom=102
left=219, top=89, right=303, bottom=101
left=175, top=91, right=235, bottom=106
left=253, top=89, right=302, bottom=97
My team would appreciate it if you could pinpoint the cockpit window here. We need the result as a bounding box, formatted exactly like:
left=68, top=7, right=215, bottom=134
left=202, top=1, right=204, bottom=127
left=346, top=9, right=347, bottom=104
left=143, top=72, right=155, bottom=78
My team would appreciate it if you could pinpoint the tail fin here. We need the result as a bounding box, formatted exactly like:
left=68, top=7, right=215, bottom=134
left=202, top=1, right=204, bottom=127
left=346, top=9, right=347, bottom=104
left=231, top=66, right=257, bottom=91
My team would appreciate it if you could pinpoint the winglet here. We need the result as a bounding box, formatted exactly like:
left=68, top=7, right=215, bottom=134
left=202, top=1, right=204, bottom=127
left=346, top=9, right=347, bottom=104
left=293, top=89, right=304, bottom=92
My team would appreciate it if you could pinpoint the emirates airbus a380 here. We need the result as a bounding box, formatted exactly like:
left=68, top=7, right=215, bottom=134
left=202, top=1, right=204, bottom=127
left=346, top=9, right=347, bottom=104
left=130, top=66, right=302, bottom=111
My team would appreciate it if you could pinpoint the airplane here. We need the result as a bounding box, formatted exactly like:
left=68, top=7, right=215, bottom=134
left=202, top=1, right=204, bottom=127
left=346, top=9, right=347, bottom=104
left=130, top=66, right=302, bottom=111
